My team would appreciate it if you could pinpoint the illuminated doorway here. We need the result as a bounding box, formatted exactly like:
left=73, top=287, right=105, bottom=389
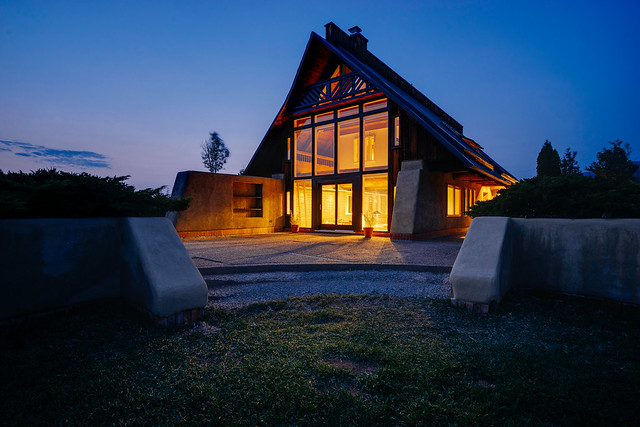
left=320, top=183, right=353, bottom=229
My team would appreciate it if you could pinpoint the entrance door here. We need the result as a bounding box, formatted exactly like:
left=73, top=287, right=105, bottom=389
left=320, top=183, right=353, bottom=229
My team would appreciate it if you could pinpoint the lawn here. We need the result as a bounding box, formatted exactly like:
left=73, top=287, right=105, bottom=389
left=1, top=294, right=638, bottom=425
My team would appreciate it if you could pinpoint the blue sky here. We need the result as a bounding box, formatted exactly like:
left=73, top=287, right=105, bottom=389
left=1, top=0, right=639, bottom=190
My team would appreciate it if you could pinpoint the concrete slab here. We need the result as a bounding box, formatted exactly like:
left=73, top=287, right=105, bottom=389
left=184, top=232, right=464, bottom=272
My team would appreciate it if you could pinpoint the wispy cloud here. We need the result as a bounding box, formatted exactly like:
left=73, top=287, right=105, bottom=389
left=0, top=139, right=111, bottom=168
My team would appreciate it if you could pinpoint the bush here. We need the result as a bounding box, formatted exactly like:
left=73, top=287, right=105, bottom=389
left=0, top=169, right=190, bottom=218
left=468, top=175, right=640, bottom=218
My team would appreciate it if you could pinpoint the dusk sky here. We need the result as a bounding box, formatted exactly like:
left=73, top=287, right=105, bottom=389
left=1, top=0, right=639, bottom=190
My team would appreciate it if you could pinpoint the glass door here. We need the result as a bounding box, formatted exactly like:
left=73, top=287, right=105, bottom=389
left=320, top=183, right=353, bottom=229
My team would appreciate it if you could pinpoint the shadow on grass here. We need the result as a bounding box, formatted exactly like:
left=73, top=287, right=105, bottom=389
left=1, top=295, right=639, bottom=425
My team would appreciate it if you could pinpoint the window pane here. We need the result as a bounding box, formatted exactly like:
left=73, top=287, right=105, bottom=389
left=363, top=112, right=388, bottom=171
left=447, top=185, right=461, bottom=216
left=315, top=112, right=334, bottom=123
left=393, top=116, right=400, bottom=147
left=293, top=180, right=312, bottom=228
left=447, top=185, right=455, bottom=216
left=294, top=129, right=312, bottom=177
left=337, top=118, right=360, bottom=173
left=321, top=184, right=336, bottom=225
left=295, top=117, right=311, bottom=127
left=364, top=99, right=387, bottom=112
left=337, top=183, right=352, bottom=225
left=362, top=173, right=388, bottom=231
left=315, top=123, right=334, bottom=175
left=338, top=106, right=359, bottom=118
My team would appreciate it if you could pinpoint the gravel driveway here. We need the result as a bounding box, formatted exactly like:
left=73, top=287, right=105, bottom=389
left=204, top=270, right=452, bottom=308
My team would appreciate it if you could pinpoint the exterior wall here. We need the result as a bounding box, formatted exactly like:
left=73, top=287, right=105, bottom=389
left=168, top=171, right=285, bottom=238
left=450, top=217, right=640, bottom=308
left=390, top=160, right=478, bottom=239
left=0, top=218, right=208, bottom=323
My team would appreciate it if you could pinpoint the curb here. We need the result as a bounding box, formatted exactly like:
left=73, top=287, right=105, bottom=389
left=198, top=264, right=452, bottom=276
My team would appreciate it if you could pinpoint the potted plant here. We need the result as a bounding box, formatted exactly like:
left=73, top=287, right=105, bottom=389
left=363, top=211, right=375, bottom=238
left=290, top=214, right=300, bottom=233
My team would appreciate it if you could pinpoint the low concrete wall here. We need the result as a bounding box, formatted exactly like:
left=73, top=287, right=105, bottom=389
left=168, top=171, right=285, bottom=239
left=450, top=217, right=640, bottom=308
left=0, top=218, right=208, bottom=324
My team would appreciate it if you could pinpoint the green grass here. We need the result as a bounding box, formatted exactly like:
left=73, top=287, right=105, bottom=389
left=1, top=294, right=639, bottom=425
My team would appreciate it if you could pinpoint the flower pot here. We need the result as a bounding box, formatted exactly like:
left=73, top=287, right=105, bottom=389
left=291, top=224, right=300, bottom=233
left=363, top=227, right=374, bottom=238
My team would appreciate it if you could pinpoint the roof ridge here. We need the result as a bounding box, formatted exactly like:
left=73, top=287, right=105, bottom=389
left=324, top=23, right=463, bottom=133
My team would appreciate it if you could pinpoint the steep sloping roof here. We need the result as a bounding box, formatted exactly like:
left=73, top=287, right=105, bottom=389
left=247, top=25, right=517, bottom=185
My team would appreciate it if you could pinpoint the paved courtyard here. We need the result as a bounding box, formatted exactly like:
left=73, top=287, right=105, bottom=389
left=184, top=231, right=465, bottom=272
left=184, top=232, right=464, bottom=307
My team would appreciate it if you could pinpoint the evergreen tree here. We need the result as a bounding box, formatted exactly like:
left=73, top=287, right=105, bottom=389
left=560, top=148, right=580, bottom=175
left=201, top=132, right=230, bottom=173
left=586, top=140, right=638, bottom=181
left=536, top=140, right=561, bottom=177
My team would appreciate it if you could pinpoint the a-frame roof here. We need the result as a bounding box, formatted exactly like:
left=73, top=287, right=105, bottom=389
left=246, top=24, right=517, bottom=186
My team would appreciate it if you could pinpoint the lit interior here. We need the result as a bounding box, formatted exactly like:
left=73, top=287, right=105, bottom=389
left=447, top=185, right=461, bottom=216
left=321, top=183, right=353, bottom=226
left=294, top=129, right=312, bottom=177
left=362, top=173, right=388, bottom=231
left=337, top=118, right=359, bottom=173
left=293, top=179, right=312, bottom=227
left=363, top=112, right=388, bottom=171
left=315, top=124, right=334, bottom=175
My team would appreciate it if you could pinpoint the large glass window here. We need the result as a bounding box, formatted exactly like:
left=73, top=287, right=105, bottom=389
left=337, top=118, right=360, bottom=173
left=294, top=129, right=312, bottom=177
left=315, top=124, right=334, bottom=175
left=293, top=180, right=312, bottom=228
left=362, top=173, right=388, bottom=231
left=363, top=112, right=388, bottom=171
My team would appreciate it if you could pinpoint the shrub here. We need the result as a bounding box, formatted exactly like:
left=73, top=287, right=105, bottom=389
left=0, top=169, right=190, bottom=218
left=468, top=175, right=640, bottom=218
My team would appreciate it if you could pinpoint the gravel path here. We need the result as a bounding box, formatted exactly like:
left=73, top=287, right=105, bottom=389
left=205, top=270, right=452, bottom=308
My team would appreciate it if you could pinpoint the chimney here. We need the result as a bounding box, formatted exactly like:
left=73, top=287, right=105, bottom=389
left=348, top=25, right=368, bottom=52
left=325, top=22, right=368, bottom=54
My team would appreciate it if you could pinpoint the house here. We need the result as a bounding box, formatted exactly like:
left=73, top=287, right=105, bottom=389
left=244, top=22, right=516, bottom=238
left=170, top=23, right=516, bottom=239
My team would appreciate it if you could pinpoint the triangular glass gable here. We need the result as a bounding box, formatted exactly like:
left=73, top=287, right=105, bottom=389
left=295, top=69, right=377, bottom=111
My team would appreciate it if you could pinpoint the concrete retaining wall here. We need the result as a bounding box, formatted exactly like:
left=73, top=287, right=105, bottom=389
left=167, top=171, right=285, bottom=239
left=0, top=218, right=208, bottom=323
left=450, top=217, right=640, bottom=308
left=390, top=160, right=477, bottom=239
